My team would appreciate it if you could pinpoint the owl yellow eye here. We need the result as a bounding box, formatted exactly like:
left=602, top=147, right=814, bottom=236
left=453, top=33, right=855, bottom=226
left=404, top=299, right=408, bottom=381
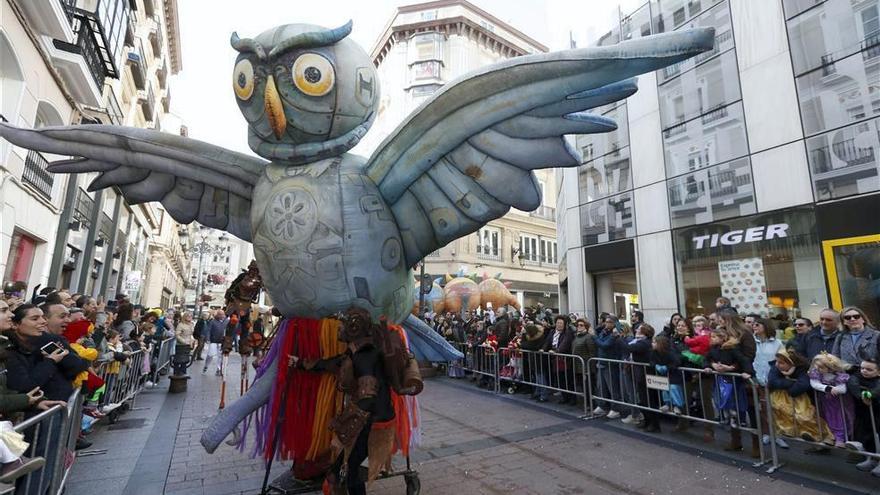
left=292, top=53, right=334, bottom=97
left=233, top=59, right=255, bottom=100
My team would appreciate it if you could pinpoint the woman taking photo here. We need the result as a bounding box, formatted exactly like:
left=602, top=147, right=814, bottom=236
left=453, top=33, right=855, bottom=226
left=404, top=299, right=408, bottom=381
left=4, top=305, right=88, bottom=402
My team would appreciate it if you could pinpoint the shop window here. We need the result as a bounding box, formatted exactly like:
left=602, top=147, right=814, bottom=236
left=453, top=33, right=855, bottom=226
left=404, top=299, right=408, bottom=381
left=476, top=227, right=501, bottom=260
left=667, top=157, right=756, bottom=228
left=580, top=192, right=635, bottom=246
left=822, top=234, right=880, bottom=325
left=3, top=231, right=38, bottom=289
left=663, top=101, right=749, bottom=178
left=672, top=207, right=828, bottom=320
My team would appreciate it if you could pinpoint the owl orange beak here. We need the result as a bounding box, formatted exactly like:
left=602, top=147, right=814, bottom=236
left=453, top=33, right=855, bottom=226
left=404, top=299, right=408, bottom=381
left=264, top=75, right=287, bottom=139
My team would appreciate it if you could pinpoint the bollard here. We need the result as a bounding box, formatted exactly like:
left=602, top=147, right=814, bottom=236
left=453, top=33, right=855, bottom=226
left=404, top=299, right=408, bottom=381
left=169, top=344, right=194, bottom=393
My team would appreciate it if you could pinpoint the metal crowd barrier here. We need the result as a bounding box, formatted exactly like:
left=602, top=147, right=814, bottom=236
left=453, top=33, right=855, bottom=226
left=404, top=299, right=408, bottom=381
left=586, top=357, right=775, bottom=469
left=763, top=384, right=880, bottom=473
left=13, top=389, right=83, bottom=495
left=448, top=343, right=589, bottom=415
left=451, top=342, right=499, bottom=391
left=152, top=337, right=176, bottom=381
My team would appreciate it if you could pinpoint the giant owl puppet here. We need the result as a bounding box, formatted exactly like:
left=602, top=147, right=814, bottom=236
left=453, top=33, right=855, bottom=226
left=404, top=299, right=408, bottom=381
left=0, top=19, right=713, bottom=483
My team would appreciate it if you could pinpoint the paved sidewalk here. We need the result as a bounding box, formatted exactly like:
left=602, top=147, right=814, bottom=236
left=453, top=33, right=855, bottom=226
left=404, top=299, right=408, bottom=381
left=67, top=356, right=871, bottom=494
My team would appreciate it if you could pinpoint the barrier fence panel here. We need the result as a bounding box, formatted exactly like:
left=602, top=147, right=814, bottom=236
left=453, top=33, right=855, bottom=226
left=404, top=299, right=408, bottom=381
left=586, top=357, right=777, bottom=470
left=152, top=337, right=175, bottom=382
left=14, top=389, right=81, bottom=495
left=762, top=384, right=880, bottom=473
left=451, top=342, right=499, bottom=392
left=500, top=349, right=588, bottom=417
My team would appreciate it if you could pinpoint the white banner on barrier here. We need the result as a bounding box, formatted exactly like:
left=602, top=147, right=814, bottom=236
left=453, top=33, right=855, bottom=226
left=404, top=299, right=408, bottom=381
left=646, top=374, right=670, bottom=391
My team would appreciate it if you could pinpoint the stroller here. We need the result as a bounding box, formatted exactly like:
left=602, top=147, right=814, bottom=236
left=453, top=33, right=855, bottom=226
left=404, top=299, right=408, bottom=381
left=498, top=343, right=523, bottom=394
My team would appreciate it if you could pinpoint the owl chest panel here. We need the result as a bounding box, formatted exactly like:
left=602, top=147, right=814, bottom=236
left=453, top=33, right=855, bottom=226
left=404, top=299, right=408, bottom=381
left=250, top=161, right=347, bottom=314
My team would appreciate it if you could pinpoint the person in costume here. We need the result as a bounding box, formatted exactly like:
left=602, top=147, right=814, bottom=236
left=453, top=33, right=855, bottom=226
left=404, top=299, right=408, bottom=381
left=809, top=352, right=854, bottom=448
left=766, top=347, right=831, bottom=448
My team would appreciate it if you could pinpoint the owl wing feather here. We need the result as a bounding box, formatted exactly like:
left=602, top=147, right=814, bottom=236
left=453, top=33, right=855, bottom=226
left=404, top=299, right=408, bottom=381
left=365, top=28, right=714, bottom=268
left=0, top=124, right=265, bottom=241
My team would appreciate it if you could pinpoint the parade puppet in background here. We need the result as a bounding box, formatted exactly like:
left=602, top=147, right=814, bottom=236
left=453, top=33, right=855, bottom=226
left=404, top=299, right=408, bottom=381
left=218, top=260, right=263, bottom=408
left=0, top=17, right=714, bottom=488
left=413, top=272, right=521, bottom=318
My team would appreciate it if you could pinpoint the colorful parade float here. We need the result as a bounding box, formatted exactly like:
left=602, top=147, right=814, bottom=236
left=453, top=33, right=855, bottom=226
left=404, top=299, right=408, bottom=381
left=0, top=18, right=713, bottom=495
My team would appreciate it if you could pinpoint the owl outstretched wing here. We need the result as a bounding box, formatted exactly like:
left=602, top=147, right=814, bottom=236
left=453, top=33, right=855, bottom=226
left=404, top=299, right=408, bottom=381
left=365, top=28, right=714, bottom=268
left=0, top=124, right=265, bottom=241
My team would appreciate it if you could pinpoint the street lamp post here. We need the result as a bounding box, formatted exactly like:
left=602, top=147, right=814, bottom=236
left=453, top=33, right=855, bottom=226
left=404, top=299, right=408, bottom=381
left=180, top=226, right=228, bottom=316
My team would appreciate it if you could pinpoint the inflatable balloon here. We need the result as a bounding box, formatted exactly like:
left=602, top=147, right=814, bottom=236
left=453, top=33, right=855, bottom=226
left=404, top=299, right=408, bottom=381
left=0, top=18, right=712, bottom=485
left=443, top=277, right=481, bottom=314
left=479, top=278, right=520, bottom=310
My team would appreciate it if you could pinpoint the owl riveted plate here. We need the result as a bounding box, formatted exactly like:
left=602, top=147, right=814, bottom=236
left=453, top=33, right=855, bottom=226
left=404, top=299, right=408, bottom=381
left=266, top=187, right=318, bottom=243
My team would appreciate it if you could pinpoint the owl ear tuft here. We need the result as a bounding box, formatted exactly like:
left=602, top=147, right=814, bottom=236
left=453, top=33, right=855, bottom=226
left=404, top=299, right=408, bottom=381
left=230, top=32, right=266, bottom=59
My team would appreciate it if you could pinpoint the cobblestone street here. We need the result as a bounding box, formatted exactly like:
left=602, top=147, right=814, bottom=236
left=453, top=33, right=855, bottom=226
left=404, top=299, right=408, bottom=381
left=67, top=355, right=871, bottom=495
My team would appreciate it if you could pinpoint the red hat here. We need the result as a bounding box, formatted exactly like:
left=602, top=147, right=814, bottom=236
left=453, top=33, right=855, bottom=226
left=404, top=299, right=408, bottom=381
left=64, top=320, right=92, bottom=343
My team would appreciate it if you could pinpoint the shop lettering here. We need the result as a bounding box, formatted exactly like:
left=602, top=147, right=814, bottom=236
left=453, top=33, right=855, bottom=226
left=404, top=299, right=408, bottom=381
left=692, top=223, right=789, bottom=249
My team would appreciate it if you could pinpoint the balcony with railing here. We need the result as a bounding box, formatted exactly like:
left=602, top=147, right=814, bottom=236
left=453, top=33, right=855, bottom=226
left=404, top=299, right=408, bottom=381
left=161, top=87, right=170, bottom=113
left=863, top=32, right=880, bottom=61
left=820, top=54, right=837, bottom=77
left=529, top=205, right=556, bottom=221
left=139, top=84, right=156, bottom=121
left=475, top=245, right=502, bottom=262
left=22, top=150, right=55, bottom=201
left=811, top=137, right=876, bottom=173
left=701, top=104, right=729, bottom=125
left=105, top=87, right=124, bottom=125
left=157, top=59, right=168, bottom=89
left=149, top=15, right=164, bottom=58
left=62, top=4, right=120, bottom=87
left=127, top=40, right=147, bottom=90
left=74, top=188, right=95, bottom=226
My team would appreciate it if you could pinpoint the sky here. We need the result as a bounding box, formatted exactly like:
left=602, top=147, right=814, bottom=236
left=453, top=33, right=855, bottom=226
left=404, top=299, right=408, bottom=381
left=168, top=0, right=629, bottom=157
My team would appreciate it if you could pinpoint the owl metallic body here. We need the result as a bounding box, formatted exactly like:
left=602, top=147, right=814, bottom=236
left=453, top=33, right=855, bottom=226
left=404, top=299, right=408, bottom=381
left=0, top=20, right=715, bottom=452
left=252, top=157, right=413, bottom=324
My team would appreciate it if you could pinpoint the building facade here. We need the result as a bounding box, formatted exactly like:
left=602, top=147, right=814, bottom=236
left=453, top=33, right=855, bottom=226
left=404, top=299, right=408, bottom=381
left=0, top=0, right=185, bottom=306
left=557, top=0, right=880, bottom=328
left=183, top=225, right=253, bottom=312
left=366, top=0, right=561, bottom=310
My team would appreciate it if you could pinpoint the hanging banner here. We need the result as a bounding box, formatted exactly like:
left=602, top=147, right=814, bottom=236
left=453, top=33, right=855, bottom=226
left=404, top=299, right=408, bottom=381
left=123, top=270, right=142, bottom=294
left=718, top=257, right=768, bottom=315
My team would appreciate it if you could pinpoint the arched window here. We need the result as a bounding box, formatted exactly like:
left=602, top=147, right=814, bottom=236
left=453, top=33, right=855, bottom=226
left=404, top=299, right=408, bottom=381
left=0, top=31, right=25, bottom=161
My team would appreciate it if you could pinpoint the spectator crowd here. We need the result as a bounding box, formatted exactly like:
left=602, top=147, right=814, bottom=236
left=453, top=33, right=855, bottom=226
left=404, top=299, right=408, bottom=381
left=0, top=286, right=198, bottom=486
left=422, top=296, right=880, bottom=478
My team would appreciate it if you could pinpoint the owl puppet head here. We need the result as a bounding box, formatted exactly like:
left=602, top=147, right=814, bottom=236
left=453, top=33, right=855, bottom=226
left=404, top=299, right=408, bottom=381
left=230, top=21, right=379, bottom=164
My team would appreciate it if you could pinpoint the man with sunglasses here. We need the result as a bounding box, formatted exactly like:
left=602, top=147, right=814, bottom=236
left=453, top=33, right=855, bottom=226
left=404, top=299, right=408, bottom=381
left=794, top=309, right=841, bottom=361
left=832, top=307, right=879, bottom=368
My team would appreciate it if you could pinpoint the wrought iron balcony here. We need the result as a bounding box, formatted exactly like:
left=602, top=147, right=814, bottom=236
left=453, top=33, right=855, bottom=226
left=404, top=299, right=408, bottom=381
left=127, top=40, right=147, bottom=90
left=61, top=4, right=120, bottom=88
left=74, top=188, right=95, bottom=226
left=149, top=15, right=164, bottom=58
left=22, top=150, right=54, bottom=201
left=139, top=84, right=155, bottom=121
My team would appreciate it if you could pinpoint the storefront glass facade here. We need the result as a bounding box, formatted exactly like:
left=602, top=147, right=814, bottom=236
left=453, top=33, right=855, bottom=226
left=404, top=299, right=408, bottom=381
left=673, top=207, right=828, bottom=321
